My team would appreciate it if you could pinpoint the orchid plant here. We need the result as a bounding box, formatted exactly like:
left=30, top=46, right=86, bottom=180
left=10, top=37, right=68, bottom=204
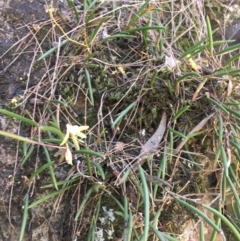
left=60, top=124, right=89, bottom=165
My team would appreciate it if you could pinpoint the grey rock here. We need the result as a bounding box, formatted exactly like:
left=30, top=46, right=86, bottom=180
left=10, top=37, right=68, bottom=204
left=225, top=19, right=240, bottom=43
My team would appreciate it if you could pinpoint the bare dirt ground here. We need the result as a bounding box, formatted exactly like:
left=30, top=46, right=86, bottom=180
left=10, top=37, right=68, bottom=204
left=0, top=1, right=69, bottom=240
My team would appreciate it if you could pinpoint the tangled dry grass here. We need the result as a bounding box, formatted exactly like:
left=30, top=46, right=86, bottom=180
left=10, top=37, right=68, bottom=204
left=1, top=0, right=240, bottom=240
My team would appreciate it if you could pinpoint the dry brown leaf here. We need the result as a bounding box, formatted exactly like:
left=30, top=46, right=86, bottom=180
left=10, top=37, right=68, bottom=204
left=132, top=112, right=167, bottom=171
left=192, top=78, right=208, bottom=102
left=174, top=112, right=215, bottom=154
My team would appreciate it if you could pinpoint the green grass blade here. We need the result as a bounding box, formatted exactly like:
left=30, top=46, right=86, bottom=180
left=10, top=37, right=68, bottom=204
left=21, top=144, right=35, bottom=166
left=200, top=221, right=205, bottom=241
left=225, top=52, right=240, bottom=66
left=23, top=141, right=27, bottom=156
left=220, top=145, right=229, bottom=177
left=90, top=161, right=105, bottom=180
left=40, top=125, right=64, bottom=139
left=112, top=101, right=137, bottom=127
left=19, top=193, right=29, bottom=241
left=176, top=72, right=201, bottom=84
left=117, top=169, right=131, bottom=185
left=149, top=223, right=169, bottom=241
left=74, top=184, right=102, bottom=221
left=85, top=68, right=94, bottom=106
left=180, top=37, right=208, bottom=59
left=150, top=70, right=159, bottom=87
left=174, top=196, right=222, bottom=233
left=214, top=67, right=240, bottom=77
left=37, top=40, right=69, bottom=61
left=172, top=105, right=190, bottom=122
left=124, top=26, right=165, bottom=33
left=30, top=161, right=55, bottom=179
left=0, top=130, right=38, bottom=144
left=127, top=211, right=133, bottom=241
left=28, top=185, right=73, bottom=209
left=153, top=145, right=167, bottom=199
left=101, top=34, right=136, bottom=41
left=203, top=204, right=240, bottom=239
left=169, top=127, right=188, bottom=139
left=138, top=166, right=150, bottom=241
left=66, top=0, right=80, bottom=22
left=217, top=115, right=223, bottom=143
left=206, top=97, right=228, bottom=113
left=127, top=0, right=151, bottom=27
left=216, top=42, right=240, bottom=55
left=74, top=149, right=105, bottom=159
left=108, top=194, right=124, bottom=213
left=206, top=16, right=213, bottom=54
left=88, top=18, right=106, bottom=45
left=43, top=146, right=58, bottom=190
left=40, top=177, right=79, bottom=188
left=226, top=176, right=240, bottom=216
left=0, top=108, right=37, bottom=126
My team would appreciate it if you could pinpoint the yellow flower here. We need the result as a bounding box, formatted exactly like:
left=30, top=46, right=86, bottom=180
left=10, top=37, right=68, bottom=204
left=60, top=124, right=89, bottom=150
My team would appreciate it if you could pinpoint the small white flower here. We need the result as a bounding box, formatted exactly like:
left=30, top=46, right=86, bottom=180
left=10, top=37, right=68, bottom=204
left=60, top=124, right=89, bottom=150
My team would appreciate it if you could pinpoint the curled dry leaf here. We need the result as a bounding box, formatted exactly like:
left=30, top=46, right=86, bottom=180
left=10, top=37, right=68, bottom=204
left=174, top=112, right=215, bottom=154
left=132, top=112, right=167, bottom=171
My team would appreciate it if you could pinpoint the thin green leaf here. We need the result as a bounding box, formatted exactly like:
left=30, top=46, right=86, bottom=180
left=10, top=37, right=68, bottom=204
left=40, top=175, right=80, bottom=188
left=150, top=70, right=159, bottom=87
left=206, top=97, right=228, bottom=113
left=40, top=125, right=64, bottom=139
left=43, top=146, right=58, bottom=190
left=206, top=16, right=213, bottom=54
left=21, top=144, right=35, bottom=166
left=88, top=18, right=106, bottom=44
left=174, top=196, right=222, bottom=233
left=90, top=162, right=105, bottom=180
left=149, top=223, right=169, bottom=241
left=124, top=26, right=165, bottom=33
left=169, top=128, right=188, bottom=139
left=127, top=0, right=151, bottom=27
left=203, top=204, right=240, bottom=239
left=215, top=68, right=240, bottom=77
left=172, top=105, right=190, bottom=122
left=112, top=101, right=137, bottom=127
left=220, top=145, right=229, bottom=177
left=101, top=34, right=136, bottom=41
left=0, top=108, right=37, bottom=126
left=0, top=130, right=38, bottom=144
left=74, top=149, right=104, bottom=159
left=176, top=72, right=201, bottom=84
left=85, top=68, right=94, bottom=106
left=117, top=169, right=131, bottom=185
left=216, top=42, right=240, bottom=55
left=30, top=161, right=55, bottom=179
left=74, top=184, right=102, bottom=221
left=19, top=194, right=29, bottom=241
left=138, top=166, right=150, bottom=241
left=23, top=141, right=27, bottom=156
left=37, top=40, right=69, bottom=61
left=127, top=211, right=133, bottom=241
left=200, top=221, right=205, bottom=241
left=226, top=176, right=240, bottom=216
left=225, top=52, right=240, bottom=66
left=66, top=0, right=79, bottom=22
left=28, top=186, right=73, bottom=209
